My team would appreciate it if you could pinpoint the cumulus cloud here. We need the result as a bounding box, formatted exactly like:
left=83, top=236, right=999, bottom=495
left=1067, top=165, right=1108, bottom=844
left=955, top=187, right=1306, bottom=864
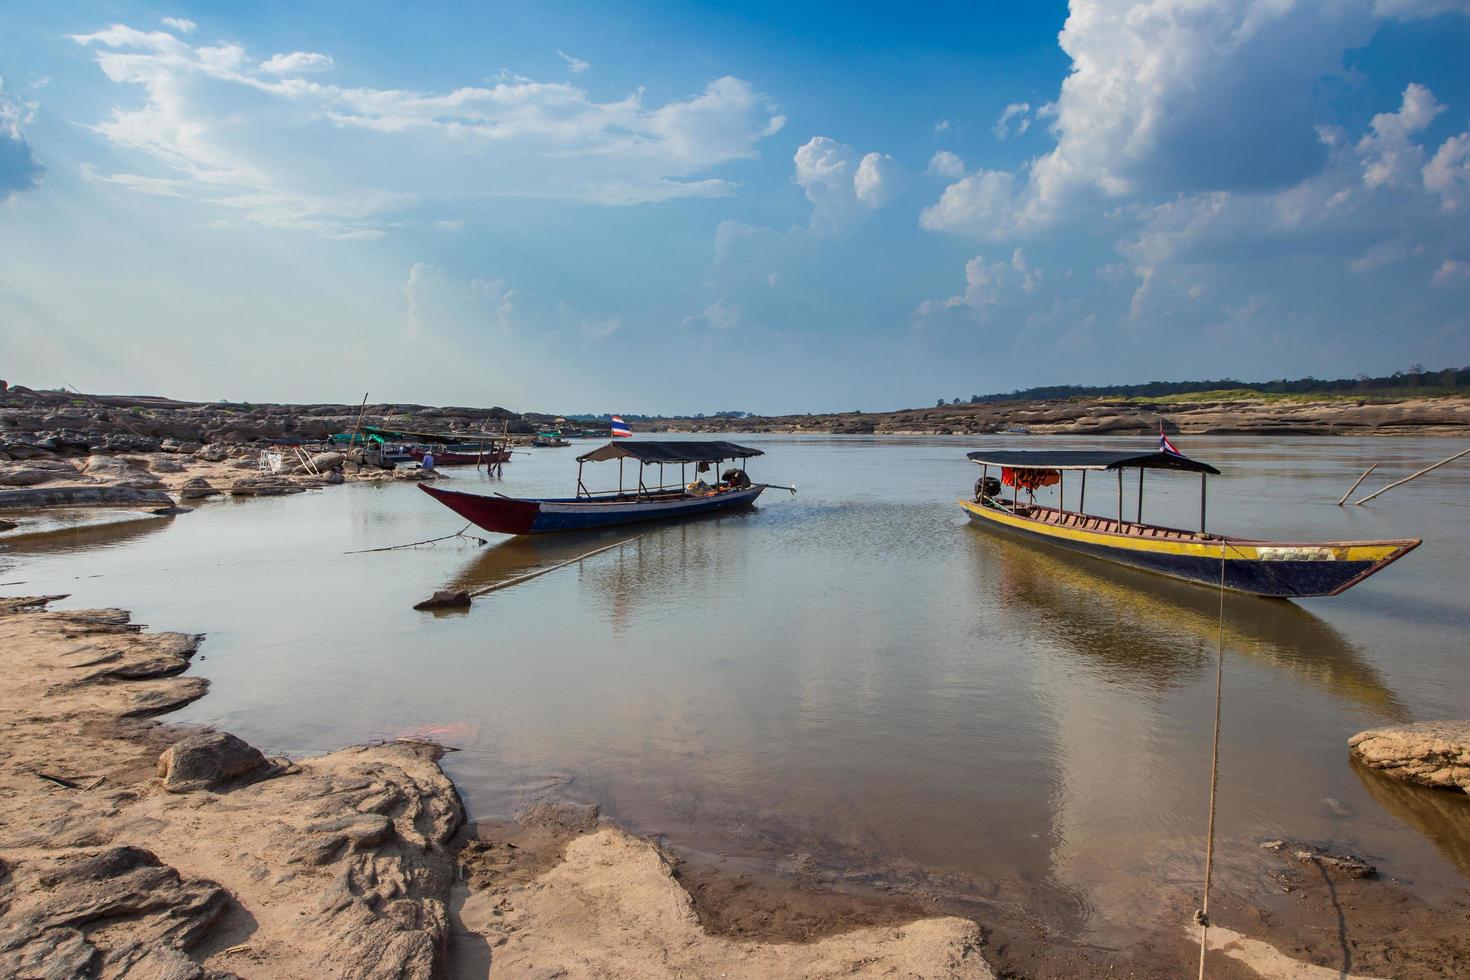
left=0, top=77, right=43, bottom=201
left=1424, top=131, right=1470, bottom=211
left=161, top=17, right=196, bottom=34
left=915, top=249, right=1041, bottom=320
left=1357, top=83, right=1444, bottom=188
left=69, top=24, right=785, bottom=238
left=922, top=0, right=1384, bottom=239
left=259, top=51, right=334, bottom=74
left=1430, top=258, right=1469, bottom=284
left=794, top=136, right=899, bottom=231
left=557, top=50, right=590, bottom=74
left=992, top=102, right=1030, bottom=139
left=926, top=150, right=965, bottom=178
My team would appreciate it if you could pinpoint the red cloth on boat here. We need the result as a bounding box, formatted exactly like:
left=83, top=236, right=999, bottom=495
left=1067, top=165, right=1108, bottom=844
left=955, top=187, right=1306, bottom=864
left=1000, top=467, right=1060, bottom=491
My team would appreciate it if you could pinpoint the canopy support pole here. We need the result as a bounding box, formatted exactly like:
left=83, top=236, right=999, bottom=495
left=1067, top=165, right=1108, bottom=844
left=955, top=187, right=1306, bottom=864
left=1060, top=470, right=1065, bottom=513
left=619, top=458, right=624, bottom=494
left=1138, top=469, right=1145, bottom=524
left=1200, top=473, right=1207, bottom=533
left=577, top=461, right=588, bottom=499
left=1080, top=471, right=1087, bottom=515
left=1117, top=470, right=1123, bottom=525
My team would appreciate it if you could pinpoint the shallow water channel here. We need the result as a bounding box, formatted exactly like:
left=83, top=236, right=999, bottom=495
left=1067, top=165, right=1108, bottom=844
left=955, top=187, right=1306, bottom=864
left=4, top=434, right=1468, bottom=944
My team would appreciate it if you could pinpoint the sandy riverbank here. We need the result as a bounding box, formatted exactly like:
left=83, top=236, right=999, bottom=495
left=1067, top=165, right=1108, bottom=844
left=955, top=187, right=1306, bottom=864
left=0, top=595, right=996, bottom=978
left=4, top=591, right=1469, bottom=977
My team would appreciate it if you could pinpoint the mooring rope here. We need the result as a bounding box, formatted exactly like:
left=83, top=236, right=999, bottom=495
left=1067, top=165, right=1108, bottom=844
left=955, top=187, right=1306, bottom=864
left=1196, top=542, right=1228, bottom=978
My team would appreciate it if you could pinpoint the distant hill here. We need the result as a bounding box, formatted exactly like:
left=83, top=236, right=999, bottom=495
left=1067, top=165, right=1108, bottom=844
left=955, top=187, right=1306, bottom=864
left=961, top=365, right=1468, bottom=406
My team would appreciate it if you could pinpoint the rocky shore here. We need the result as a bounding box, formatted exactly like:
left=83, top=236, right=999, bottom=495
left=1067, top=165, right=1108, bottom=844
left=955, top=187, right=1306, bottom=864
left=656, top=393, right=1470, bottom=437
left=0, top=595, right=997, bottom=978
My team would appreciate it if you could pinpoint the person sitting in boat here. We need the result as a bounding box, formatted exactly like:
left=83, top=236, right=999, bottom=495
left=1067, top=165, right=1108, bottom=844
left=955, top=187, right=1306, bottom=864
left=722, top=467, right=751, bottom=490
left=421, top=451, right=435, bottom=471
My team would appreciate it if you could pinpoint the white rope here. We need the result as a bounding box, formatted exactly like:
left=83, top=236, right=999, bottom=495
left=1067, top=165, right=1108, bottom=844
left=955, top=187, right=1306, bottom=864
left=1196, top=542, right=1228, bottom=978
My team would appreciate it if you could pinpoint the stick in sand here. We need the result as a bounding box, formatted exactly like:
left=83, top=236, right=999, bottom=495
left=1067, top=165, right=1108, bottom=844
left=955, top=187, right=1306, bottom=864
left=1336, top=464, right=1377, bottom=506
left=1353, top=447, right=1470, bottom=505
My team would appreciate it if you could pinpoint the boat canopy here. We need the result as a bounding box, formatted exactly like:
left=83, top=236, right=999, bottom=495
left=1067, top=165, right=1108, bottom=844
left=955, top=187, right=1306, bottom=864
left=966, top=449, right=1220, bottom=475
left=577, top=440, right=763, bottom=464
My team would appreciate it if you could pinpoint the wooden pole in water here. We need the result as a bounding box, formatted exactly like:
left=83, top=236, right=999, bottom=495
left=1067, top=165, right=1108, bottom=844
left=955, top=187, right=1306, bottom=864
left=1336, top=464, right=1378, bottom=506
left=1353, top=447, right=1470, bottom=505
left=346, top=392, right=369, bottom=452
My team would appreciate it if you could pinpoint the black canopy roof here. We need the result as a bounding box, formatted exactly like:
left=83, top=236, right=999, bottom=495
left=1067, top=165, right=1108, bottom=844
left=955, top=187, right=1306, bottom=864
left=966, top=449, right=1220, bottom=475
left=577, top=440, right=764, bottom=464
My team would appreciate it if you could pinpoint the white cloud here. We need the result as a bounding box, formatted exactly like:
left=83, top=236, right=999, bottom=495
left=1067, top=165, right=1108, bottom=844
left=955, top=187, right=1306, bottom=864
left=853, top=152, right=897, bottom=207
left=1356, top=83, right=1444, bottom=189
left=921, top=0, right=1385, bottom=240
left=992, top=102, right=1030, bottom=139
left=682, top=298, right=741, bottom=331
left=1431, top=258, right=1470, bottom=285
left=914, top=248, right=1041, bottom=320
left=1424, top=131, right=1470, bottom=211
left=434, top=219, right=465, bottom=231
left=1350, top=240, right=1409, bottom=273
left=934, top=119, right=951, bottom=132
left=161, top=17, right=196, bottom=34
left=926, top=150, right=965, bottom=178
left=69, top=25, right=785, bottom=238
left=557, top=50, right=590, bottom=74
left=793, top=136, right=899, bottom=231
left=259, top=51, right=334, bottom=74
left=470, top=276, right=517, bottom=329
left=580, top=314, right=621, bottom=339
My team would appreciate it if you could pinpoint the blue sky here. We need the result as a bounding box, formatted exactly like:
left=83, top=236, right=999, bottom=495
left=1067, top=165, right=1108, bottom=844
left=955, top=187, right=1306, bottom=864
left=2, top=1, right=1468, bottom=414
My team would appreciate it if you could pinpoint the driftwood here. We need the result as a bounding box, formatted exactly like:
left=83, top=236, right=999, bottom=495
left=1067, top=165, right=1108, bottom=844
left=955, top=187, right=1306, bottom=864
left=1353, top=447, right=1470, bottom=505
left=345, top=523, right=487, bottom=554
left=1336, top=464, right=1377, bottom=505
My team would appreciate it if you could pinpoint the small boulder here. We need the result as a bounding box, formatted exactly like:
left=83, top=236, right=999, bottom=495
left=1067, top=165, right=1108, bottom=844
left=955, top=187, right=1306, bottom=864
left=0, top=519, right=17, bottom=532
left=414, top=590, right=472, bottom=610
left=194, top=444, right=230, bottom=463
left=228, top=476, right=305, bottom=497
left=308, top=451, right=345, bottom=472
left=324, top=470, right=344, bottom=485
left=157, top=731, right=271, bottom=792
left=1349, top=721, right=1470, bottom=794
left=178, top=477, right=221, bottom=500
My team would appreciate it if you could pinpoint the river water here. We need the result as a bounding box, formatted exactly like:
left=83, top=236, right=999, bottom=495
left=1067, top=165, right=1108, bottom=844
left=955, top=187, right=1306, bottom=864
left=3, top=434, right=1467, bottom=944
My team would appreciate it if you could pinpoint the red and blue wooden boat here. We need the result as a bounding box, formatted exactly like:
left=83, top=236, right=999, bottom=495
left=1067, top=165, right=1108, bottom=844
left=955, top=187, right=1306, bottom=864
left=961, top=448, right=1419, bottom=598
left=420, top=440, right=779, bottom=535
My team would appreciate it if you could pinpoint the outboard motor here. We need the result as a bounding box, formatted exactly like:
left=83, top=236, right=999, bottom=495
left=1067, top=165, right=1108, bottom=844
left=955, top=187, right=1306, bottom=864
left=975, top=476, right=1002, bottom=501
left=722, top=467, right=752, bottom=489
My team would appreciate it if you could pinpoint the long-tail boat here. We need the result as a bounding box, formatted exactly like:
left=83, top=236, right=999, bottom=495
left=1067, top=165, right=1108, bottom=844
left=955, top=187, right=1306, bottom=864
left=959, top=447, right=1418, bottom=598
left=420, top=440, right=785, bottom=534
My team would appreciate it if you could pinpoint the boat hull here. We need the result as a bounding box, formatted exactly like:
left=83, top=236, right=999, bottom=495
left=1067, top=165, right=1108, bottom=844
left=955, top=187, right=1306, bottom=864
left=959, top=498, right=1418, bottom=598
left=421, top=484, right=766, bottom=535
left=407, top=448, right=511, bottom=466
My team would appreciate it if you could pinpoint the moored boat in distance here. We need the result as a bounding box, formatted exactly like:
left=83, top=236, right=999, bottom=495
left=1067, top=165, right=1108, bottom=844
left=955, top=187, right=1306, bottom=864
left=420, top=440, right=789, bottom=535
left=960, top=447, right=1419, bottom=598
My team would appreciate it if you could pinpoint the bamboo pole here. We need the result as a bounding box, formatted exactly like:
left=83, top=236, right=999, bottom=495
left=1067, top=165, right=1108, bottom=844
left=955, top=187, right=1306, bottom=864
left=1353, top=448, right=1470, bottom=505
left=346, top=392, right=370, bottom=453
left=1336, top=464, right=1378, bottom=506
left=468, top=536, right=635, bottom=598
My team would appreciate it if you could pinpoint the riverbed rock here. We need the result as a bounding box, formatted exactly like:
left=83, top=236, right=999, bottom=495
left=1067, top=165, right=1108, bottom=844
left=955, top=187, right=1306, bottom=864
left=1349, top=721, right=1470, bottom=793
left=0, top=458, right=81, bottom=486
left=158, top=731, right=273, bottom=792
left=0, top=519, right=17, bottom=532
left=0, top=486, right=175, bottom=510
left=228, top=476, right=305, bottom=496
left=0, top=846, right=229, bottom=978
left=308, top=451, right=345, bottom=471
left=80, top=455, right=164, bottom=488
left=1259, top=839, right=1376, bottom=878
left=178, top=477, right=221, bottom=500
left=194, top=443, right=230, bottom=462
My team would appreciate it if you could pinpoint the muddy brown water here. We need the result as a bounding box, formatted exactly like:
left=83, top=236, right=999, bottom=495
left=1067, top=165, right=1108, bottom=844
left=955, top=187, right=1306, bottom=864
left=3, top=434, right=1468, bottom=949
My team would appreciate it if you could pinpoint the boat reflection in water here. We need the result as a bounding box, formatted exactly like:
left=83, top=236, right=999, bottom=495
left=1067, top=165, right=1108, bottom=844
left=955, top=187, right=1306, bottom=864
left=974, top=527, right=1406, bottom=719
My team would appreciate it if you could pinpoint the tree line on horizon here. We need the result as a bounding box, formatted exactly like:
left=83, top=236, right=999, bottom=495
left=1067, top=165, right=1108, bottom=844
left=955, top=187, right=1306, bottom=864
left=938, top=364, right=1470, bottom=407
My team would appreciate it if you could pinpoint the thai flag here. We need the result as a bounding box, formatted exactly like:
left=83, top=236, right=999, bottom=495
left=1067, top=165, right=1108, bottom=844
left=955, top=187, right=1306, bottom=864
left=611, top=416, right=632, bottom=438
left=1159, top=423, right=1183, bottom=456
